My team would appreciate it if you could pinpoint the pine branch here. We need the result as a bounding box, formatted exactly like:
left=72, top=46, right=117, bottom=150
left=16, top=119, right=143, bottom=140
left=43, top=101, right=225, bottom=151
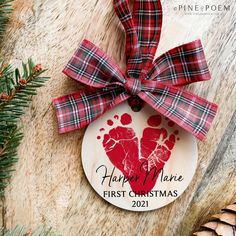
left=0, top=1, right=56, bottom=234
left=0, top=58, right=49, bottom=197
left=0, top=0, right=13, bottom=38
left=1, top=225, right=55, bottom=236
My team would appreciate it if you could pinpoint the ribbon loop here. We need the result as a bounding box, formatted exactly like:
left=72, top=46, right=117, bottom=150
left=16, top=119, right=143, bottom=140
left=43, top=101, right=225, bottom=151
left=63, top=39, right=126, bottom=88
left=147, top=40, right=211, bottom=86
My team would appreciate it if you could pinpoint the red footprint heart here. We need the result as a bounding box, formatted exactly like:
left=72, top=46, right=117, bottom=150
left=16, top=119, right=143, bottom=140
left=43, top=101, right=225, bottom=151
left=97, top=113, right=179, bottom=195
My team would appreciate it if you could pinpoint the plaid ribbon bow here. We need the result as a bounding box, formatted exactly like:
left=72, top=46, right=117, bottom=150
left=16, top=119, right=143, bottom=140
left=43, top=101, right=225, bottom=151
left=53, top=0, right=218, bottom=141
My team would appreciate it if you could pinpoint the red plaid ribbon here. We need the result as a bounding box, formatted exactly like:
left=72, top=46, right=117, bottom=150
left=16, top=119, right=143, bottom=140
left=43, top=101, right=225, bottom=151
left=53, top=0, right=218, bottom=141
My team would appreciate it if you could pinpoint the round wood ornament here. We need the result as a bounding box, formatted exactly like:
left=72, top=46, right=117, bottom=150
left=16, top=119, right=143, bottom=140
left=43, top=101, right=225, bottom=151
left=82, top=102, right=198, bottom=211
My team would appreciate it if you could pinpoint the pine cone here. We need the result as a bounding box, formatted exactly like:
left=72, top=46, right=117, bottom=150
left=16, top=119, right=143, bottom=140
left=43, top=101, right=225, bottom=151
left=193, top=202, right=236, bottom=236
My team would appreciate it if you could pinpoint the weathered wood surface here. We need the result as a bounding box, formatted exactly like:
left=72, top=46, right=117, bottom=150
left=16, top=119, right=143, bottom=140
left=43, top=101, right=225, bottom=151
left=0, top=0, right=235, bottom=235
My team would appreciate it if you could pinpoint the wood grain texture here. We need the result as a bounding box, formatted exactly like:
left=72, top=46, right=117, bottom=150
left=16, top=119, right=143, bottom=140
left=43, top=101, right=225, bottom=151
left=0, top=0, right=235, bottom=235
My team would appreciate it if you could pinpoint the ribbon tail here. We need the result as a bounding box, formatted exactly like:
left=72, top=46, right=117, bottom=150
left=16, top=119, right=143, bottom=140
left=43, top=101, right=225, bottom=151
left=53, top=89, right=129, bottom=134
left=138, top=85, right=218, bottom=140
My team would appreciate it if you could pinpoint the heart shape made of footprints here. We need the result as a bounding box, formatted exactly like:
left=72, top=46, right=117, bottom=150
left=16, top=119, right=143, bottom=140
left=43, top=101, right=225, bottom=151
left=97, top=113, right=180, bottom=195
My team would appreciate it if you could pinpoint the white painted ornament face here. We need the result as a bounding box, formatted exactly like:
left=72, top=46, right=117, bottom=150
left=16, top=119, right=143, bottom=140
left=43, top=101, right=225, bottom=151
left=82, top=102, right=198, bottom=211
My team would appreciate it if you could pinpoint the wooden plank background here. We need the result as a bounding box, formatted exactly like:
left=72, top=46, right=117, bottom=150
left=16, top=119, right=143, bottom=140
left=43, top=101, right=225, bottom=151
left=0, top=0, right=235, bottom=235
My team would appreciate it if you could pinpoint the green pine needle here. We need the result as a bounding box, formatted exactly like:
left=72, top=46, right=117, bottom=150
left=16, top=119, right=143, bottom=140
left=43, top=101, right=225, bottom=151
left=0, top=0, right=13, bottom=39
left=0, top=225, right=56, bottom=236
